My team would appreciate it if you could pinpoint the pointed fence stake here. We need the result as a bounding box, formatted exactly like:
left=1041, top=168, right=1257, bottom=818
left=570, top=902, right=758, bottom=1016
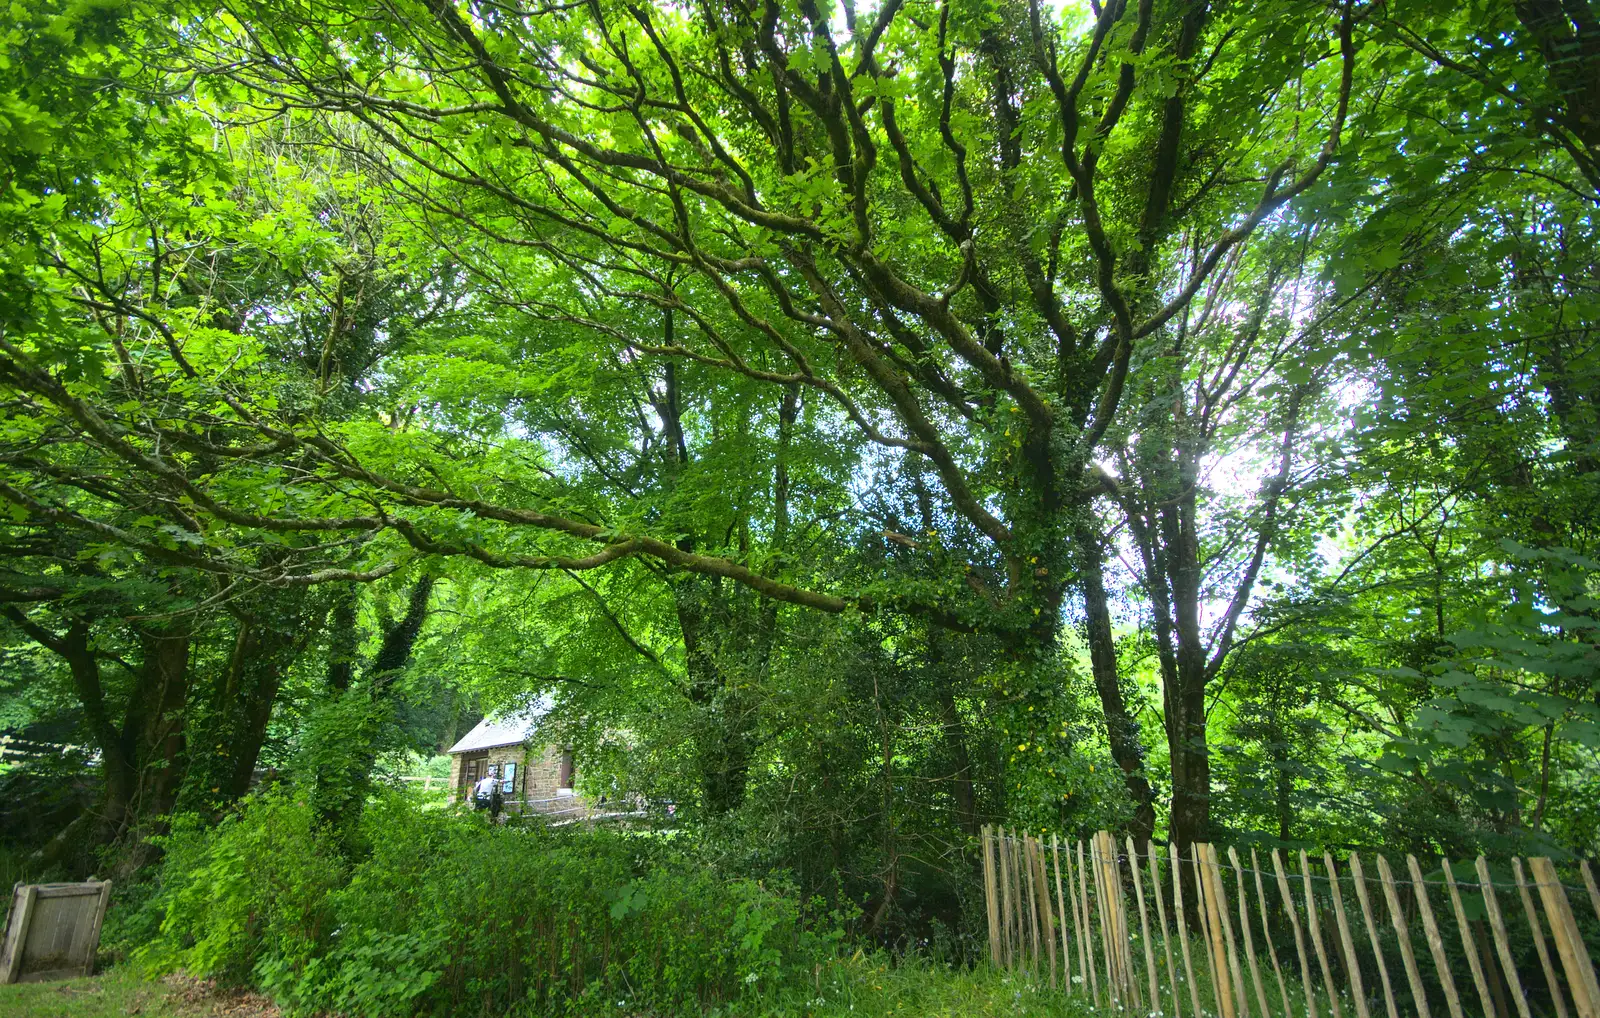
left=1476, top=856, right=1531, bottom=1018
left=979, top=825, right=992, bottom=960
left=1514, top=856, right=1570, bottom=1018
left=1024, top=835, right=1042, bottom=975
left=1229, top=846, right=1272, bottom=1018
left=1080, top=839, right=1101, bottom=1007
left=998, top=827, right=1013, bottom=969
left=1303, top=850, right=1346, bottom=1018
left=1274, top=848, right=1320, bottom=1018
left=1109, top=833, right=1139, bottom=1009
left=1207, top=844, right=1249, bottom=1018
left=1070, top=839, right=1093, bottom=1002
left=1091, top=834, right=1118, bottom=1004
left=1348, top=853, right=1399, bottom=1018
left=1407, top=854, right=1466, bottom=1018
left=1130, top=837, right=1162, bottom=1011
left=1196, top=843, right=1230, bottom=1018
left=1252, top=848, right=1294, bottom=1018
left=1151, top=840, right=1183, bottom=1018
left=1036, top=836, right=1057, bottom=988
left=1324, top=850, right=1370, bottom=1018
left=1173, top=842, right=1205, bottom=1018
left=1053, top=835, right=1072, bottom=991
left=1015, top=834, right=1030, bottom=972
left=1442, top=856, right=1496, bottom=1018
left=1376, top=854, right=1431, bottom=1018
left=1530, top=856, right=1600, bottom=1018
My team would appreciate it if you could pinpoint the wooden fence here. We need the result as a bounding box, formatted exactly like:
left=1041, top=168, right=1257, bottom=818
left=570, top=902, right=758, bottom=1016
left=981, top=827, right=1600, bottom=1018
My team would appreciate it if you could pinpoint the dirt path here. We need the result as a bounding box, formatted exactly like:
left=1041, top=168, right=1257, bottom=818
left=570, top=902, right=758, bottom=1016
left=0, top=971, right=280, bottom=1018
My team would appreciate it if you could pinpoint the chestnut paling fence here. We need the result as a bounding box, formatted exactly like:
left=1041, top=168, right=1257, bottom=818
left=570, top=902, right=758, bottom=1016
left=980, top=827, right=1600, bottom=1018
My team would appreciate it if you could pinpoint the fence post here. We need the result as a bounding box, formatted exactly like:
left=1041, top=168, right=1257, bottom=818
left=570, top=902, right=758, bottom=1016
left=1079, top=839, right=1100, bottom=1006
left=1228, top=847, right=1271, bottom=1018
left=1514, top=856, right=1570, bottom=1018
left=1024, top=835, right=1041, bottom=974
left=1407, top=854, right=1466, bottom=1018
left=1068, top=839, right=1092, bottom=1000
left=983, top=826, right=1001, bottom=966
left=1208, top=844, right=1249, bottom=1018
left=1253, top=848, right=1294, bottom=1018
left=1274, top=848, right=1321, bottom=1018
left=1034, top=836, right=1056, bottom=988
left=1130, top=837, right=1161, bottom=1011
left=1091, top=834, right=1118, bottom=1004
left=1530, top=857, right=1600, bottom=1018
left=1198, top=844, right=1240, bottom=1018
left=1476, top=856, right=1531, bottom=1018
left=1323, top=851, right=1371, bottom=1018
left=999, top=826, right=1014, bottom=969
left=1172, top=842, right=1205, bottom=1018
left=1197, top=844, right=1231, bottom=1018
left=1303, top=850, right=1346, bottom=1018
left=1348, top=853, right=1399, bottom=1018
left=1150, top=840, right=1184, bottom=1018
left=1107, top=833, right=1138, bottom=1008
left=1053, top=835, right=1072, bottom=990
left=1442, top=857, right=1496, bottom=1018
left=1376, top=854, right=1432, bottom=1018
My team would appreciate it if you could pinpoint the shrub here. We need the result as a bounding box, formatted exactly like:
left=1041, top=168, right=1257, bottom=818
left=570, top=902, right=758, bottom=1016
left=145, top=788, right=834, bottom=1016
left=139, top=791, right=345, bottom=987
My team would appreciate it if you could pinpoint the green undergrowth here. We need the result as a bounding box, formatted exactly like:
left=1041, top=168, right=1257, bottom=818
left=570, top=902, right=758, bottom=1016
left=127, top=788, right=820, bottom=1016
left=117, top=787, right=1118, bottom=1017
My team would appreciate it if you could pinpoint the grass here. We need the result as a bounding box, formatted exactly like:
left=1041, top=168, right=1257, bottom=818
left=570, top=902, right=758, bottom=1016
left=760, top=953, right=1107, bottom=1018
left=0, top=970, right=278, bottom=1018
left=0, top=959, right=1103, bottom=1018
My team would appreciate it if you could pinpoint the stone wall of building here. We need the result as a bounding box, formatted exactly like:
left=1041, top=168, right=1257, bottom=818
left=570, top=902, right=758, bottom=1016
left=449, top=741, right=583, bottom=815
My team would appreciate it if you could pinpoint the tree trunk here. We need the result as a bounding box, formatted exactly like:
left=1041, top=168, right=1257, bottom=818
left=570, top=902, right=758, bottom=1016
left=1076, top=521, right=1157, bottom=842
left=313, top=575, right=435, bottom=846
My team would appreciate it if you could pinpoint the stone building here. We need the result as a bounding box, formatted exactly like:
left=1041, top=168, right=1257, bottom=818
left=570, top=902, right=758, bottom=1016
left=445, top=699, right=584, bottom=817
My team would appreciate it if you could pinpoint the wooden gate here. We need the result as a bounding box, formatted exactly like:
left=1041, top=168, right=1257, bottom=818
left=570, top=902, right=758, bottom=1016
left=0, top=881, right=112, bottom=984
left=981, top=828, right=1600, bottom=1018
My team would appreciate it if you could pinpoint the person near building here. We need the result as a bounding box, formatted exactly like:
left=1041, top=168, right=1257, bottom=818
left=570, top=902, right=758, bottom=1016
left=472, top=770, right=496, bottom=811
left=489, top=770, right=505, bottom=821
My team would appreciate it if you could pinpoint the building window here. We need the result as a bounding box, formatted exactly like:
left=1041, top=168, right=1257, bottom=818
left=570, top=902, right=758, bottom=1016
left=557, top=748, right=574, bottom=796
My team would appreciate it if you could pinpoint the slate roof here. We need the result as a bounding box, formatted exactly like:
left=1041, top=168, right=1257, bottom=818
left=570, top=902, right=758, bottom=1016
left=445, top=695, right=555, bottom=754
